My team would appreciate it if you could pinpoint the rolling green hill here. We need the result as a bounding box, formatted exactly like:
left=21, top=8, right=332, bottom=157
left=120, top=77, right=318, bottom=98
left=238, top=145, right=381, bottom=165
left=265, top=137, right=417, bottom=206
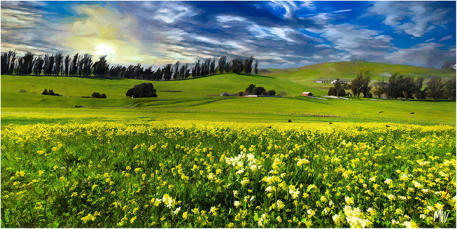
left=266, top=61, right=456, bottom=95
left=2, top=66, right=455, bottom=126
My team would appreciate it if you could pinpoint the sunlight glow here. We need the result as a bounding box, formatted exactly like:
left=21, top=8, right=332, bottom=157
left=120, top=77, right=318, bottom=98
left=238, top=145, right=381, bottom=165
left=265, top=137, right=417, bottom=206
left=95, top=43, right=115, bottom=57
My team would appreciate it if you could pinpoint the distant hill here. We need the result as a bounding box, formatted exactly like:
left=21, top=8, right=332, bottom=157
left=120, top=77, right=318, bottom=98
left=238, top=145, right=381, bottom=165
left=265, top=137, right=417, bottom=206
left=265, top=61, right=456, bottom=95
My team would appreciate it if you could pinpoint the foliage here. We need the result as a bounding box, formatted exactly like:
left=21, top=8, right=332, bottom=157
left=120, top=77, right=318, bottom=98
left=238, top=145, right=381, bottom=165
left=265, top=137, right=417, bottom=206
left=1, top=50, right=259, bottom=80
left=41, top=89, right=60, bottom=96
left=328, top=79, right=348, bottom=97
left=1, top=121, right=455, bottom=227
left=126, top=83, right=157, bottom=98
left=91, top=92, right=107, bottom=99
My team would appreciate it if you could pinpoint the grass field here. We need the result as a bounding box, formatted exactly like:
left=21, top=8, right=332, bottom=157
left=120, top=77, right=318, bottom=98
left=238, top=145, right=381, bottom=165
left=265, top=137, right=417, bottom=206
left=1, top=71, right=455, bottom=126
left=266, top=61, right=456, bottom=96
left=1, top=62, right=456, bottom=228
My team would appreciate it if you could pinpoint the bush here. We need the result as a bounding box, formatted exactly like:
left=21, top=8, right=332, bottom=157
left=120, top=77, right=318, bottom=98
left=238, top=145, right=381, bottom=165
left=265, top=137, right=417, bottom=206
left=42, top=89, right=61, bottom=96
left=254, top=86, right=266, bottom=95
left=266, top=90, right=276, bottom=96
left=126, top=83, right=157, bottom=98
left=91, top=92, right=107, bottom=98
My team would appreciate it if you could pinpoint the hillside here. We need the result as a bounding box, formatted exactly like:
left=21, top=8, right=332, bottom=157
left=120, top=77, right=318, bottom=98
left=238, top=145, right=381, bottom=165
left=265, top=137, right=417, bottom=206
left=1, top=73, right=455, bottom=125
left=266, top=61, right=456, bottom=95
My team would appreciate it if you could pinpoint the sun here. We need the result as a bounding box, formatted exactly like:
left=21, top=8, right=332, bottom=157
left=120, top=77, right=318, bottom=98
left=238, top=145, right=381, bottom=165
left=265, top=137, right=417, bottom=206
left=95, top=43, right=115, bottom=56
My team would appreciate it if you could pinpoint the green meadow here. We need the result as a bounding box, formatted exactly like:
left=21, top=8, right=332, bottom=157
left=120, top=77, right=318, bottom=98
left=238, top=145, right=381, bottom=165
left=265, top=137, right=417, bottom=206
left=1, top=62, right=455, bottom=126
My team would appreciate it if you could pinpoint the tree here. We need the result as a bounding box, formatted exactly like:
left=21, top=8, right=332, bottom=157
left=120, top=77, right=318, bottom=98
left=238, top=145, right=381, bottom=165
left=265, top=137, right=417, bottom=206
left=54, top=53, right=63, bottom=76
left=64, top=55, right=70, bottom=76
left=163, top=64, right=172, bottom=80
left=426, top=77, right=444, bottom=101
left=126, top=83, right=157, bottom=98
left=253, top=86, right=266, bottom=95
left=218, top=56, right=226, bottom=74
left=245, top=84, right=256, bottom=95
left=254, top=60, right=258, bottom=74
left=350, top=71, right=371, bottom=98
left=413, top=77, right=425, bottom=99
left=70, top=53, right=79, bottom=76
left=174, top=61, right=180, bottom=79
left=444, top=78, right=456, bottom=100
left=401, top=76, right=417, bottom=99
left=373, top=81, right=388, bottom=98
left=81, top=54, right=92, bottom=76
left=244, top=56, right=254, bottom=74
left=43, top=54, right=54, bottom=75
left=93, top=55, right=110, bottom=76
left=17, top=52, right=33, bottom=75
left=1, top=52, right=8, bottom=75
left=33, top=56, right=44, bottom=75
left=328, top=79, right=347, bottom=96
left=210, top=58, right=216, bottom=75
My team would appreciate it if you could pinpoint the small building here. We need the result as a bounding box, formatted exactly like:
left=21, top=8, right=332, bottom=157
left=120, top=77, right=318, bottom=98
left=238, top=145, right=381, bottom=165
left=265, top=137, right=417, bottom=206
left=302, top=92, right=313, bottom=96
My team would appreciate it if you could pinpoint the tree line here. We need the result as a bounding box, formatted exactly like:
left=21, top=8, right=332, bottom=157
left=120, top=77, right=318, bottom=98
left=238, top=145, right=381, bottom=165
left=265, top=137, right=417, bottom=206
left=1, top=51, right=259, bottom=80
left=328, top=71, right=456, bottom=101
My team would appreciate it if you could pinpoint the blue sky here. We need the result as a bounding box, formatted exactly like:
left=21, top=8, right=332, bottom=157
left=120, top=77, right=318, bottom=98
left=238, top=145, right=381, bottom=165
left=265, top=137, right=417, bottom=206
left=1, top=1, right=455, bottom=68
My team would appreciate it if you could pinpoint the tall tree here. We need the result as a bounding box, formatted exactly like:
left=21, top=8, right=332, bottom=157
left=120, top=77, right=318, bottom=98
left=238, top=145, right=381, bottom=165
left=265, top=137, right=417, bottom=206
left=218, top=56, right=226, bottom=74
left=254, top=60, right=258, bottom=74
left=81, top=54, right=92, bottom=76
left=54, top=53, right=63, bottom=76
left=70, top=53, right=79, bottom=76
left=163, top=64, right=172, bottom=80
left=93, top=55, right=109, bottom=77
left=174, top=61, right=180, bottom=80
left=426, top=77, right=444, bottom=101
left=33, top=56, right=44, bottom=75
left=64, top=55, right=71, bottom=76
left=43, top=54, right=54, bottom=75
left=444, top=78, right=456, bottom=100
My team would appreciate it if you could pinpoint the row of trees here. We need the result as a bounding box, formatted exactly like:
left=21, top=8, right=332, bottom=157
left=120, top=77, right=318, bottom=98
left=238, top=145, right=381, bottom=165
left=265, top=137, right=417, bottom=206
left=1, top=51, right=259, bottom=80
left=328, top=71, right=456, bottom=101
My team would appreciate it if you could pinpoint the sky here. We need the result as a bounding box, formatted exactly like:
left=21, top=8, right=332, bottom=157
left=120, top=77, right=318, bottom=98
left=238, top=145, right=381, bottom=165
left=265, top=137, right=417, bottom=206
left=1, top=1, right=456, bottom=69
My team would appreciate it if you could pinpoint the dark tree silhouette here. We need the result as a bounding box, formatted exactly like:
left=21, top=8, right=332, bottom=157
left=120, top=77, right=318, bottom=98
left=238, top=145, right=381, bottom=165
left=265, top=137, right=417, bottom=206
left=64, top=55, right=70, bottom=76
left=54, top=53, right=63, bottom=76
left=70, top=53, right=79, bottom=76
left=426, top=77, right=444, bottom=101
left=93, top=55, right=109, bottom=76
left=218, top=56, right=226, bottom=74
left=33, top=56, right=44, bottom=75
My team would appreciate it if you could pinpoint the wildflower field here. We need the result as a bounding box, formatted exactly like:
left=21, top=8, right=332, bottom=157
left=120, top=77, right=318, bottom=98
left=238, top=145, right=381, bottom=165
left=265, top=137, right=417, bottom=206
left=1, top=121, right=456, bottom=227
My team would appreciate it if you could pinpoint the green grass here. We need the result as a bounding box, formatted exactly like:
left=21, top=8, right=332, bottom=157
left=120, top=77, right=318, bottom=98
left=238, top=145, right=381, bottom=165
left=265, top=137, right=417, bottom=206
left=2, top=62, right=455, bottom=126
left=266, top=61, right=456, bottom=96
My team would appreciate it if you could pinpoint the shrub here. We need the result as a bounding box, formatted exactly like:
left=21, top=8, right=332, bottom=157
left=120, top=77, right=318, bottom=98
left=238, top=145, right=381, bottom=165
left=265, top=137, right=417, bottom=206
left=126, top=83, right=157, bottom=98
left=91, top=92, right=107, bottom=98
left=254, top=86, right=266, bottom=95
left=267, top=90, right=276, bottom=96
left=42, top=89, right=61, bottom=96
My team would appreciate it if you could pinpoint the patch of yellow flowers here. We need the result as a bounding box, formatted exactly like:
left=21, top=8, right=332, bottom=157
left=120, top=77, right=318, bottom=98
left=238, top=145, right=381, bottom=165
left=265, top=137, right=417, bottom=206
left=1, top=121, right=455, bottom=227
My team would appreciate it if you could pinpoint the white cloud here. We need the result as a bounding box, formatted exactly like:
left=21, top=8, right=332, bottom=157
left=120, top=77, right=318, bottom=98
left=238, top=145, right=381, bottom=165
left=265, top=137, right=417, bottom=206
left=319, top=24, right=393, bottom=57
left=367, top=2, right=449, bottom=37
left=334, top=9, right=352, bottom=14
left=439, top=35, right=453, bottom=42
left=216, top=15, right=246, bottom=24
left=385, top=43, right=456, bottom=68
left=151, top=3, right=198, bottom=24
